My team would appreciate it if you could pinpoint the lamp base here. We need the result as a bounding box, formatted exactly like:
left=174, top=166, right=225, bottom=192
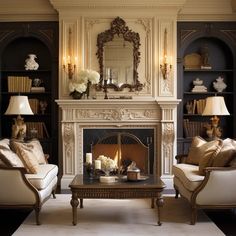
left=12, top=115, right=27, bottom=141
left=205, top=115, right=222, bottom=139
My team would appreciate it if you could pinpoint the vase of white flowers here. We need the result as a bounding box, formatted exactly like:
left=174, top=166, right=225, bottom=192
left=68, top=69, right=100, bottom=99
left=97, top=155, right=117, bottom=176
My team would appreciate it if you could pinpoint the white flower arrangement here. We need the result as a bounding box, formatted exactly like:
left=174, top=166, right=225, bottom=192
left=97, top=155, right=117, bottom=174
left=68, top=69, right=100, bottom=99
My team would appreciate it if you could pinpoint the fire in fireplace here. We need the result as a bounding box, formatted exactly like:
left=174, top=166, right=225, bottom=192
left=83, top=128, right=154, bottom=174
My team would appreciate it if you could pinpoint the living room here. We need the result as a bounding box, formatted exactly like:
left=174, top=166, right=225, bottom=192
left=0, top=0, right=236, bottom=235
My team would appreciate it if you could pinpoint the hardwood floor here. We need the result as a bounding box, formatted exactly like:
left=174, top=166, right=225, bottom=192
left=0, top=202, right=235, bottom=236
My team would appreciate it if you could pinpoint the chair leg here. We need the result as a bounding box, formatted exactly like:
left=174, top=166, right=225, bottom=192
left=190, top=207, right=197, bottom=225
left=52, top=188, right=56, bottom=199
left=35, top=206, right=41, bottom=225
left=174, top=188, right=179, bottom=199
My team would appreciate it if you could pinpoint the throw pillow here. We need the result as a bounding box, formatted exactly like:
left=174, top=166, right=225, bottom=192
left=26, top=139, right=47, bottom=164
left=0, top=139, right=24, bottom=167
left=213, top=138, right=236, bottom=167
left=198, top=139, right=223, bottom=175
left=10, top=140, right=39, bottom=174
left=186, top=136, right=207, bottom=165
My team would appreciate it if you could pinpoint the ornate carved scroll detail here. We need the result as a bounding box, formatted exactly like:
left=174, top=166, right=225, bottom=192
left=136, top=18, right=151, bottom=34
left=85, top=19, right=99, bottom=31
left=162, top=123, right=174, bottom=175
left=74, top=108, right=157, bottom=121
left=96, top=17, right=142, bottom=91
left=62, top=123, right=74, bottom=174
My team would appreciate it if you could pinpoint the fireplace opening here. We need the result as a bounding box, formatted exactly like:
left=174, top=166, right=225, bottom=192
left=83, top=128, right=154, bottom=174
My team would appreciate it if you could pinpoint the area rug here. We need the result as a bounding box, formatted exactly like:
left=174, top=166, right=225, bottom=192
left=13, top=194, right=224, bottom=236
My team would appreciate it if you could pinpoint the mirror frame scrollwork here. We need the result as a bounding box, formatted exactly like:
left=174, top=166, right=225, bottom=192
left=96, top=17, right=143, bottom=92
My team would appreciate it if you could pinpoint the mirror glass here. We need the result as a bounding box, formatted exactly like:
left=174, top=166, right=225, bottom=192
left=96, top=17, right=143, bottom=92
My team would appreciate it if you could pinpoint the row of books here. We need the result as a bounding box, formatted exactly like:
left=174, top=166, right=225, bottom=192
left=25, top=122, right=49, bottom=139
left=186, top=99, right=206, bottom=115
left=28, top=99, right=39, bottom=114
left=183, top=119, right=208, bottom=138
left=7, top=76, right=45, bottom=93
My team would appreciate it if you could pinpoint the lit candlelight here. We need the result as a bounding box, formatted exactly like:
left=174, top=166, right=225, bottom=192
left=163, top=28, right=167, bottom=63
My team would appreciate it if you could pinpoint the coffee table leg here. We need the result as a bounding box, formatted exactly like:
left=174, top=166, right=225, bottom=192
left=70, top=192, right=79, bottom=225
left=80, top=198, right=83, bottom=208
left=156, top=195, right=164, bottom=226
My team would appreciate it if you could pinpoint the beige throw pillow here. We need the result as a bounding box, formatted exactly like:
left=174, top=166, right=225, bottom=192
left=26, top=139, right=46, bottom=164
left=0, top=139, right=24, bottom=167
left=212, top=138, right=236, bottom=167
left=198, top=139, right=223, bottom=175
left=186, top=136, right=207, bottom=165
left=10, top=140, right=39, bottom=174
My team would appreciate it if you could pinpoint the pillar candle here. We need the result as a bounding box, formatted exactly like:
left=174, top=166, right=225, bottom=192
left=86, top=153, right=92, bottom=164
left=95, top=160, right=101, bottom=170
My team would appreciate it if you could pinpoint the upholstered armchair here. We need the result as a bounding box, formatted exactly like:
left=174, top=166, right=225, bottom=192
left=173, top=136, right=236, bottom=225
left=0, top=138, right=58, bottom=225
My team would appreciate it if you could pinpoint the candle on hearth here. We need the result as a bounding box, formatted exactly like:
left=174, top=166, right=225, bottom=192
left=86, top=153, right=92, bottom=164
left=95, top=160, right=101, bottom=170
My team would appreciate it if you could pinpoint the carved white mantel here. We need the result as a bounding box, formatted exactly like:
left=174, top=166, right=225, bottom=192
left=56, top=99, right=180, bottom=189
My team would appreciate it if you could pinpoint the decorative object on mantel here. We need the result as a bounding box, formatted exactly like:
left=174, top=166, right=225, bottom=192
left=68, top=69, right=100, bottom=99
left=213, top=76, right=227, bottom=92
left=191, top=78, right=207, bottom=92
left=160, top=28, right=172, bottom=80
left=25, top=54, right=39, bottom=70
left=127, top=161, right=140, bottom=181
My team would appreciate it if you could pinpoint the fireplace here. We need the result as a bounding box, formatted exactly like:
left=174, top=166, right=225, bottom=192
left=56, top=99, right=179, bottom=189
left=83, top=128, right=154, bottom=174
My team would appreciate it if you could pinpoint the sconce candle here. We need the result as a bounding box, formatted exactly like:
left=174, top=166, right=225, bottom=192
left=160, top=28, right=172, bottom=80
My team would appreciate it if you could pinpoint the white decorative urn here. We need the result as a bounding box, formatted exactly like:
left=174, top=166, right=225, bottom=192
left=25, top=54, right=39, bottom=70
left=213, top=76, right=227, bottom=92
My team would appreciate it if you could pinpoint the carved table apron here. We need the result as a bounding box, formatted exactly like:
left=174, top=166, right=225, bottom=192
left=69, top=174, right=166, bottom=226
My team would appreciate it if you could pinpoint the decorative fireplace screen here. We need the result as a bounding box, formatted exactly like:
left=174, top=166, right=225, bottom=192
left=91, top=132, right=150, bottom=174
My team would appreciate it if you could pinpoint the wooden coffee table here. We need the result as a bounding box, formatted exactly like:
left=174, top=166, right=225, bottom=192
left=69, top=175, right=166, bottom=226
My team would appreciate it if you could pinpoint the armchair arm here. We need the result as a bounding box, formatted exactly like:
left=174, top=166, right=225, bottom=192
left=193, top=167, right=236, bottom=206
left=0, top=167, right=39, bottom=205
left=175, top=154, right=188, bottom=164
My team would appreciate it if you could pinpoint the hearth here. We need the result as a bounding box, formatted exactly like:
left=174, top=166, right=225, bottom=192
left=83, top=128, right=154, bottom=174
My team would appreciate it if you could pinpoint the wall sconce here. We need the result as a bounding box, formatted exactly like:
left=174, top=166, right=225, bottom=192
left=160, top=28, right=172, bottom=80
left=63, top=56, right=77, bottom=80
left=63, top=27, right=77, bottom=79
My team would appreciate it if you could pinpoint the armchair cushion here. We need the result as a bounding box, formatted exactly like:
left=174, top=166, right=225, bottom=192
left=213, top=138, right=236, bottom=167
left=198, top=139, right=222, bottom=175
left=0, top=139, right=24, bottom=167
left=186, top=136, right=208, bottom=165
left=10, top=140, right=40, bottom=174
left=26, top=164, right=58, bottom=190
left=173, top=163, right=204, bottom=191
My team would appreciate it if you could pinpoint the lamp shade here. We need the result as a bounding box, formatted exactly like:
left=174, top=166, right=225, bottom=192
left=5, top=96, right=33, bottom=115
left=202, top=96, right=230, bottom=116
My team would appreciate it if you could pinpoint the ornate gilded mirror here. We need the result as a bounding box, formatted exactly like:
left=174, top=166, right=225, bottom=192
left=96, top=17, right=143, bottom=91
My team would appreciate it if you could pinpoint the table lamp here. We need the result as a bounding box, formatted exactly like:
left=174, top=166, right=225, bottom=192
left=202, top=96, right=229, bottom=139
left=5, top=96, right=33, bottom=140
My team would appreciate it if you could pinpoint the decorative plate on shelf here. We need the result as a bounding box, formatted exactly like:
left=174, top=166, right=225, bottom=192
left=184, top=53, right=201, bottom=69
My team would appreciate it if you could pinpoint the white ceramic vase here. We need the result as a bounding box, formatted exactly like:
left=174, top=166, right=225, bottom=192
left=25, top=54, right=39, bottom=70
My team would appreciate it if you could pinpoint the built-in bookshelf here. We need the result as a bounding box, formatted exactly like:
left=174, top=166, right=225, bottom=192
left=177, top=22, right=236, bottom=154
left=0, top=22, right=58, bottom=165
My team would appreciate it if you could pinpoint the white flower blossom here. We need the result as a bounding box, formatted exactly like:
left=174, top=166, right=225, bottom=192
left=97, top=155, right=117, bottom=171
left=69, top=69, right=100, bottom=97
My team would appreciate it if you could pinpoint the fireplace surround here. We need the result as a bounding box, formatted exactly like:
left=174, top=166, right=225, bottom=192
left=56, top=99, right=179, bottom=189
